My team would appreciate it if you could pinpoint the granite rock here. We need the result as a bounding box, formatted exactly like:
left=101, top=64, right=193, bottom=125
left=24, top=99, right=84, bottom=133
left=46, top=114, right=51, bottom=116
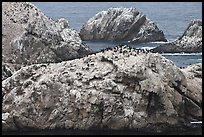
left=80, top=7, right=167, bottom=42
left=153, top=20, right=202, bottom=53
left=2, top=45, right=201, bottom=132
left=2, top=2, right=91, bottom=69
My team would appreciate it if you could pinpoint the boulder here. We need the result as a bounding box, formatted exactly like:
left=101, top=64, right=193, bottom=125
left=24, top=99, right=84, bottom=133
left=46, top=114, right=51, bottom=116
left=153, top=20, right=202, bottom=53
left=79, top=7, right=167, bottom=42
left=2, top=2, right=91, bottom=70
left=180, top=63, right=202, bottom=120
left=2, top=45, right=201, bottom=132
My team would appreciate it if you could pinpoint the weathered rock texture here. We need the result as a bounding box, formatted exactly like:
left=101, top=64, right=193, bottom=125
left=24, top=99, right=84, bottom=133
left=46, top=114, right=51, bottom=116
left=2, top=45, right=202, bottom=132
left=2, top=63, right=16, bottom=81
left=153, top=20, right=202, bottom=53
left=180, top=63, right=202, bottom=120
left=79, top=8, right=167, bottom=42
left=2, top=2, right=91, bottom=71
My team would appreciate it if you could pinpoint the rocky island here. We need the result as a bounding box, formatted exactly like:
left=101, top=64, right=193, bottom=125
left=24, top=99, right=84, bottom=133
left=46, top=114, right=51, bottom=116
left=2, top=45, right=202, bottom=132
left=79, top=7, right=167, bottom=43
left=2, top=2, right=92, bottom=80
left=2, top=2, right=202, bottom=135
left=153, top=20, right=202, bottom=53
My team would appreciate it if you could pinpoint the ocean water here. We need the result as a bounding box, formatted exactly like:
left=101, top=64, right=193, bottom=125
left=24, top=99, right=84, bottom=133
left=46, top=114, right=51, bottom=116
left=32, top=2, right=202, bottom=68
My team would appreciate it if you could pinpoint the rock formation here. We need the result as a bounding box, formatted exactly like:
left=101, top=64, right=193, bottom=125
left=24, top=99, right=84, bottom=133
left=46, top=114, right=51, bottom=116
left=2, top=2, right=91, bottom=73
left=2, top=45, right=201, bottom=132
left=79, top=7, right=167, bottom=43
left=2, top=63, right=16, bottom=81
left=180, top=63, right=202, bottom=120
left=153, top=20, right=202, bottom=53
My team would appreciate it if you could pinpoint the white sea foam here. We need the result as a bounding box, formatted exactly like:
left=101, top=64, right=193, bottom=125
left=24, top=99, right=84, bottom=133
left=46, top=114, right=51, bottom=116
left=162, top=53, right=202, bottom=56
left=190, top=121, right=202, bottom=124
left=140, top=47, right=156, bottom=50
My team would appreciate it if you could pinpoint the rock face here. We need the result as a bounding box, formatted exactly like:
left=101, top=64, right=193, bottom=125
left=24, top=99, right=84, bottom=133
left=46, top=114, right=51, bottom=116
left=79, top=8, right=167, bottom=42
left=2, top=63, right=15, bottom=81
left=2, top=2, right=91, bottom=69
left=2, top=45, right=201, bottom=132
left=180, top=63, right=202, bottom=120
left=153, top=20, right=202, bottom=53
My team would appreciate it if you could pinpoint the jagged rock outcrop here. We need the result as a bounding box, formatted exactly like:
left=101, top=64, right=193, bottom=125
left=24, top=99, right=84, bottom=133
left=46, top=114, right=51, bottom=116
left=79, top=7, right=167, bottom=42
left=153, top=20, right=202, bottom=53
left=180, top=63, right=202, bottom=120
left=2, top=63, right=16, bottom=81
left=2, top=45, right=201, bottom=132
left=2, top=2, right=91, bottom=71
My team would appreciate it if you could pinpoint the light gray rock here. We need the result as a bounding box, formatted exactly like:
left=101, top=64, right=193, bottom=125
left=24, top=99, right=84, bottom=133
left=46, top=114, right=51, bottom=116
left=153, top=20, right=202, bottom=53
left=2, top=45, right=201, bottom=132
left=180, top=63, right=202, bottom=120
left=2, top=2, right=91, bottom=69
left=79, top=7, right=167, bottom=42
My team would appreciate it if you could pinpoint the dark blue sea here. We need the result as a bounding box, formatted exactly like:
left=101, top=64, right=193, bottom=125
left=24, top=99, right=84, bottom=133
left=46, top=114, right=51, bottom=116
left=33, top=2, right=202, bottom=68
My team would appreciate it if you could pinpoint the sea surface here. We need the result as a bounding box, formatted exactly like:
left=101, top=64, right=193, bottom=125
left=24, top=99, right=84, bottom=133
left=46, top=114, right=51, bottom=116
left=33, top=2, right=202, bottom=68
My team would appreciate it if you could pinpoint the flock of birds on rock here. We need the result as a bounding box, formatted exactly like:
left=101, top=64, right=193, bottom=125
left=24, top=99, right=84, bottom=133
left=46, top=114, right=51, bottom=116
left=86, top=44, right=155, bottom=57
left=81, top=44, right=187, bottom=69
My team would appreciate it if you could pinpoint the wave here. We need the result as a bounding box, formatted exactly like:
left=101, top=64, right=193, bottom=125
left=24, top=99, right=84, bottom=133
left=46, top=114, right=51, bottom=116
left=188, top=59, right=203, bottom=61
left=162, top=53, right=202, bottom=56
left=140, top=47, right=156, bottom=50
left=190, top=121, right=202, bottom=124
